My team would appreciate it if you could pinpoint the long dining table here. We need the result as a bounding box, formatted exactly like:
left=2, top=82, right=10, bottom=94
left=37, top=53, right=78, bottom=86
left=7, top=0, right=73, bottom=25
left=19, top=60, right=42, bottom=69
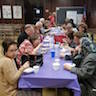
left=18, top=47, right=81, bottom=96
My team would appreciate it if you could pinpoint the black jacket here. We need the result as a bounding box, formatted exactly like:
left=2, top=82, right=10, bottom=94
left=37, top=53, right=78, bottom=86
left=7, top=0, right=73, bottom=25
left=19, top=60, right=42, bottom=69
left=71, top=53, right=96, bottom=89
left=17, top=31, right=28, bottom=47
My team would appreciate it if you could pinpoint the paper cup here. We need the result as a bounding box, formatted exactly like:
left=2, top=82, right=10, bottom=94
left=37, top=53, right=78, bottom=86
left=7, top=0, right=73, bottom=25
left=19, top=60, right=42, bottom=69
left=53, top=62, right=60, bottom=71
left=33, top=65, right=40, bottom=74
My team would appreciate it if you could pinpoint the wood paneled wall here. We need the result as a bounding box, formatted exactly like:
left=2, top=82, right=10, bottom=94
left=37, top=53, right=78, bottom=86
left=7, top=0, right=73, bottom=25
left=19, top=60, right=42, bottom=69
left=0, top=0, right=96, bottom=28
left=43, top=0, right=86, bottom=18
left=0, top=0, right=24, bottom=24
left=86, top=0, right=96, bottom=28
left=43, top=0, right=96, bottom=28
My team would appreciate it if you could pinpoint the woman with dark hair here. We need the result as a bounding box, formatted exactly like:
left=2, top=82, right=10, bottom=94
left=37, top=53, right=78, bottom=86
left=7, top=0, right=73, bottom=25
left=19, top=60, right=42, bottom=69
left=64, top=37, right=96, bottom=96
left=65, top=23, right=76, bottom=48
left=69, top=19, right=76, bottom=28
left=78, top=22, right=89, bottom=37
left=0, top=38, right=29, bottom=96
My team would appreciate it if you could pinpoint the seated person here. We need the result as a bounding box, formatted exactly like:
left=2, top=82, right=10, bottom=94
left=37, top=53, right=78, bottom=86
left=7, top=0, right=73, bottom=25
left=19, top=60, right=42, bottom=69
left=39, top=18, right=51, bottom=33
left=17, top=24, right=35, bottom=47
left=78, top=22, right=88, bottom=34
left=17, top=33, right=42, bottom=68
left=72, top=32, right=84, bottom=55
left=61, top=22, right=68, bottom=33
left=64, top=37, right=96, bottom=96
left=65, top=23, right=76, bottom=48
left=0, top=38, right=29, bottom=96
left=35, top=22, right=44, bottom=42
left=78, top=22, right=94, bottom=41
left=44, top=20, right=51, bottom=29
left=71, top=32, right=85, bottom=67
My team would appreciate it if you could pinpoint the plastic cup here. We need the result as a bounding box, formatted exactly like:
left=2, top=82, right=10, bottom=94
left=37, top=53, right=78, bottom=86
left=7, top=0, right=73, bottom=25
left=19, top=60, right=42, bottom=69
left=51, top=50, right=55, bottom=58
left=53, top=62, right=60, bottom=71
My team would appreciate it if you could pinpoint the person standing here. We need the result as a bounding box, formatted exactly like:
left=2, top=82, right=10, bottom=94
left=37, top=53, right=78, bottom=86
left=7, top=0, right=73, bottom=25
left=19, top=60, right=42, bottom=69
left=48, top=12, right=56, bottom=27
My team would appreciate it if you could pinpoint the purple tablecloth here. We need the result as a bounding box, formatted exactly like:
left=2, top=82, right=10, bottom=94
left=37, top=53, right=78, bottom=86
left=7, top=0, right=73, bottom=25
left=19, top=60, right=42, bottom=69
left=18, top=51, right=81, bottom=96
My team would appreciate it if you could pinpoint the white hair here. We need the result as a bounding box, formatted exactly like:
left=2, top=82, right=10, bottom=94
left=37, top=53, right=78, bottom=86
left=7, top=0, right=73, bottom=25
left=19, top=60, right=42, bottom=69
left=35, top=21, right=43, bottom=27
left=40, top=18, right=45, bottom=21
left=39, top=18, right=45, bottom=24
left=25, top=24, right=33, bottom=30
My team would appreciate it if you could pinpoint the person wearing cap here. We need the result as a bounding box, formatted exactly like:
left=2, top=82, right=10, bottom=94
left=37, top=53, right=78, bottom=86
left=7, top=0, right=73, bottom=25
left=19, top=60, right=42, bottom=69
left=64, top=37, right=96, bottom=96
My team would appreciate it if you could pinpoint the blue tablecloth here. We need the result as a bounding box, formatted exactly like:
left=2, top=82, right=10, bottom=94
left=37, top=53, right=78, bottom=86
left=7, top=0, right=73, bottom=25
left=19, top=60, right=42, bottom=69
left=18, top=51, right=81, bottom=96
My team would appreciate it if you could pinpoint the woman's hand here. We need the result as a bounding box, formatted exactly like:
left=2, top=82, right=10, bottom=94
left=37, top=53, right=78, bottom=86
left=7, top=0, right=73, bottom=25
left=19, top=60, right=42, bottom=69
left=22, top=61, right=30, bottom=69
left=75, top=45, right=81, bottom=53
left=38, top=43, right=43, bottom=47
left=64, top=64, right=72, bottom=71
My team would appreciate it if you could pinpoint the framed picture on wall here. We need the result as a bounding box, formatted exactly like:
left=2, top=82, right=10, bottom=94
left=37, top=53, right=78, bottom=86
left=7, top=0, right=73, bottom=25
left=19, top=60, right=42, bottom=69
left=2, top=5, right=12, bottom=19
left=13, top=5, right=22, bottom=19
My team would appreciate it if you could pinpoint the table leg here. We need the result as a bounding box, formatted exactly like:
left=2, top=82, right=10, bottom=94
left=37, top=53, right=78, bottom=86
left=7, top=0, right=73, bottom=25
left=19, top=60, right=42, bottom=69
left=42, top=88, right=56, bottom=96
left=18, top=89, right=42, bottom=96
left=57, top=88, right=73, bottom=96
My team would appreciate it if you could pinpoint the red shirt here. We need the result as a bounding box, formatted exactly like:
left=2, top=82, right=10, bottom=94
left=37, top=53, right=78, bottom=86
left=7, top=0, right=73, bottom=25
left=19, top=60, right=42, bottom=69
left=17, top=39, right=33, bottom=66
left=48, top=15, right=55, bottom=27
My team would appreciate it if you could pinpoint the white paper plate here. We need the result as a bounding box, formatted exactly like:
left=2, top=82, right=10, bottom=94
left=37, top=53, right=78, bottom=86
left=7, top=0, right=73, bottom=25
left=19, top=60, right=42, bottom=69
left=71, top=63, right=76, bottom=67
left=23, top=67, right=34, bottom=73
left=64, top=63, right=76, bottom=67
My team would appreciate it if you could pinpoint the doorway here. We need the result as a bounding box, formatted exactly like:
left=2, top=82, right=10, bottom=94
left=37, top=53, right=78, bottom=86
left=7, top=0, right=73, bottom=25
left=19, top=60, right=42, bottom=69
left=24, top=0, right=43, bottom=24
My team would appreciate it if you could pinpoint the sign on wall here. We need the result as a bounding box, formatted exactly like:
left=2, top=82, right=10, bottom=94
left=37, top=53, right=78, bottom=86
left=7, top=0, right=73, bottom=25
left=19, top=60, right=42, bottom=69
left=77, top=14, right=83, bottom=24
left=66, top=11, right=77, bottom=24
left=13, top=6, right=22, bottom=19
left=2, top=5, right=12, bottom=19
left=56, top=7, right=85, bottom=25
